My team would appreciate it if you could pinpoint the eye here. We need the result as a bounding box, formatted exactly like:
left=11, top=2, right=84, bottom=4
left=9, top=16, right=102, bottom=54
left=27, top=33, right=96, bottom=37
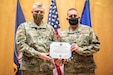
left=34, top=11, right=44, bottom=14
left=69, top=15, right=77, bottom=18
left=40, top=11, right=44, bottom=13
left=34, top=11, right=39, bottom=13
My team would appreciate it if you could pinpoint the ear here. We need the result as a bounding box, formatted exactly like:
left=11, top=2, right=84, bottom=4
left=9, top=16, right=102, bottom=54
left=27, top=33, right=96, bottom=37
left=31, top=10, right=33, bottom=13
left=78, top=16, right=80, bottom=19
left=78, top=17, right=80, bottom=20
left=66, top=17, right=68, bottom=20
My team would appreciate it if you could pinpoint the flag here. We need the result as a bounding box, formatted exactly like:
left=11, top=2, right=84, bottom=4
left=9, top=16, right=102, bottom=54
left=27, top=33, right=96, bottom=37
left=14, top=0, right=25, bottom=75
left=80, top=0, right=92, bottom=27
left=48, top=0, right=60, bottom=39
left=47, top=0, right=63, bottom=75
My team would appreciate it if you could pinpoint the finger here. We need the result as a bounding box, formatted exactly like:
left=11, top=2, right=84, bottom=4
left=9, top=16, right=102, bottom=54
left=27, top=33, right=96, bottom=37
left=46, top=56, right=52, bottom=60
left=45, top=53, right=49, bottom=56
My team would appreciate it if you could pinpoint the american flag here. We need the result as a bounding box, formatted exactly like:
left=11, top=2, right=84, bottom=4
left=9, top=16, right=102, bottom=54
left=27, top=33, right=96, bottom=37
left=48, top=0, right=63, bottom=75
left=48, top=0, right=60, bottom=39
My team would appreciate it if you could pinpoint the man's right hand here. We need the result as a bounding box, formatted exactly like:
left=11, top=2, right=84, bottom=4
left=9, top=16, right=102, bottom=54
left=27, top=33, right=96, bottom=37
left=38, top=53, right=51, bottom=60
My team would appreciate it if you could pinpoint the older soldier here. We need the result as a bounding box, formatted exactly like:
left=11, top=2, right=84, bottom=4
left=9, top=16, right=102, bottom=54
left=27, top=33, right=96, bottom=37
left=16, top=2, right=56, bottom=75
left=58, top=8, right=100, bottom=75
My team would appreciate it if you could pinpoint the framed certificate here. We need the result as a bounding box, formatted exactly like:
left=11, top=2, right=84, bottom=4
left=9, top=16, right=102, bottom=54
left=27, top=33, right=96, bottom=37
left=50, top=42, right=72, bottom=59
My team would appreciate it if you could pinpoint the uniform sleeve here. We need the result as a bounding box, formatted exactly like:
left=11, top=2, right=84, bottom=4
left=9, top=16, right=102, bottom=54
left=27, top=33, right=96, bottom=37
left=50, top=26, right=57, bottom=41
left=78, top=28, right=100, bottom=56
left=16, top=23, right=40, bottom=57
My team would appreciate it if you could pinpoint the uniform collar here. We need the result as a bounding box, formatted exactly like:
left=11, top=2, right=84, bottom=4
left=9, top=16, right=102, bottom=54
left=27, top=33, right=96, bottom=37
left=67, top=24, right=82, bottom=34
left=31, top=20, right=46, bottom=29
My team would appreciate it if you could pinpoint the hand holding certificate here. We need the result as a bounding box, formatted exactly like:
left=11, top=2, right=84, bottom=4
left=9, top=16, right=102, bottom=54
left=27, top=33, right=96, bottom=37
left=50, top=42, right=72, bottom=59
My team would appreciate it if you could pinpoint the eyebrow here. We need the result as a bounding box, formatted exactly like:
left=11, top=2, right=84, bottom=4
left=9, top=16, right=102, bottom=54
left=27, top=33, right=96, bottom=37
left=69, top=15, right=77, bottom=17
left=34, top=10, right=44, bottom=12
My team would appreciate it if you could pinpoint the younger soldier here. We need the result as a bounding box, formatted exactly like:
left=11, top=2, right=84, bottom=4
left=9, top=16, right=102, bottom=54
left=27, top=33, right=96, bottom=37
left=58, top=8, right=100, bottom=75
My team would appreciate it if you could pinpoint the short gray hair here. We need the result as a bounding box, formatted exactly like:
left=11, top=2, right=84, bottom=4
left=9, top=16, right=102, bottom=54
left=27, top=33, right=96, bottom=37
left=32, top=2, right=45, bottom=9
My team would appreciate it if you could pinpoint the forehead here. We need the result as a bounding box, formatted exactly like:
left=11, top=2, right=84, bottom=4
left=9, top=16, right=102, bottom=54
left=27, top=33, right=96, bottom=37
left=67, top=10, right=78, bottom=16
left=33, top=7, right=45, bottom=12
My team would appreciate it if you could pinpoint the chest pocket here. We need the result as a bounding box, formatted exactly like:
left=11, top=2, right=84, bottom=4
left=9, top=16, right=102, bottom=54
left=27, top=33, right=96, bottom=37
left=37, top=29, right=51, bottom=44
left=75, top=33, right=90, bottom=46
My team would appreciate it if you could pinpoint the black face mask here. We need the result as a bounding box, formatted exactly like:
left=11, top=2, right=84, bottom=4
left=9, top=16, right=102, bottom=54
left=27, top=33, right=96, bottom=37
left=68, top=17, right=78, bottom=25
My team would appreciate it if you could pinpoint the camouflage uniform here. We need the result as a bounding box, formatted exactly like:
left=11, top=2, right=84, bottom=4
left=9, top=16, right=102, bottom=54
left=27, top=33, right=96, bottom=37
left=59, top=24, right=100, bottom=75
left=16, top=20, right=56, bottom=75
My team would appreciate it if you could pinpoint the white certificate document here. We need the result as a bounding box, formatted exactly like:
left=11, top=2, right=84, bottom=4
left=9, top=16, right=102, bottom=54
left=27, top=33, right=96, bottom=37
left=50, top=42, right=72, bottom=59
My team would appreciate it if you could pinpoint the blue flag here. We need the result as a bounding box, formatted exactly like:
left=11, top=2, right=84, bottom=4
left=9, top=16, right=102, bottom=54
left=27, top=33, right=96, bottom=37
left=14, top=0, right=25, bottom=75
left=80, top=0, right=92, bottom=27
left=48, top=0, right=60, bottom=39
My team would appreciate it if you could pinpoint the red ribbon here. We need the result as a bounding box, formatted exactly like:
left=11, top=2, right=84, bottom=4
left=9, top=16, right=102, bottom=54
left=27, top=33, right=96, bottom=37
left=54, top=59, right=62, bottom=75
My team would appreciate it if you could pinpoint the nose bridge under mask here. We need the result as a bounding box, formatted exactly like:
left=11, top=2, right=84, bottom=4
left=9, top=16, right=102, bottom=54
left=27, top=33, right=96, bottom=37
left=69, top=14, right=77, bottom=18
left=38, top=11, right=41, bottom=14
left=71, top=15, right=75, bottom=18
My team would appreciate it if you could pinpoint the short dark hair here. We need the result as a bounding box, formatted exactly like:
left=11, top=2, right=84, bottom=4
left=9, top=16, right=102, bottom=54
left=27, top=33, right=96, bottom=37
left=67, top=8, right=78, bottom=15
left=67, top=8, right=77, bottom=12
